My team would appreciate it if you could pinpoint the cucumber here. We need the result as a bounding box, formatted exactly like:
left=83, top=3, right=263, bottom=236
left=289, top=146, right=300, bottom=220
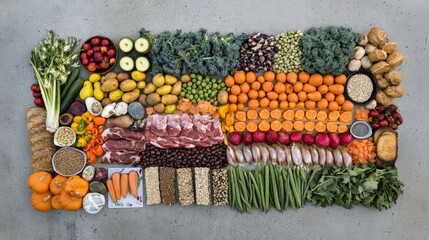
left=60, top=78, right=83, bottom=114
left=61, top=68, right=80, bottom=100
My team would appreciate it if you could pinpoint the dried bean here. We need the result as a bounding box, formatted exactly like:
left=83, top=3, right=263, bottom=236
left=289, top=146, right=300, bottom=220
left=177, top=168, right=194, bottom=206
left=237, top=32, right=277, bottom=72
left=212, top=169, right=228, bottom=206
left=194, top=167, right=211, bottom=206
left=274, top=30, right=303, bottom=73
left=159, top=167, right=176, bottom=205
left=145, top=167, right=161, bottom=205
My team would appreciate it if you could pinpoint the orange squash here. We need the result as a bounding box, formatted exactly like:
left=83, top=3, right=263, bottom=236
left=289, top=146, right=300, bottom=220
left=31, top=191, right=53, bottom=212
left=28, top=171, right=52, bottom=193
left=49, top=175, right=68, bottom=195
left=64, top=176, right=89, bottom=198
left=51, top=195, right=63, bottom=210
left=59, top=190, right=82, bottom=211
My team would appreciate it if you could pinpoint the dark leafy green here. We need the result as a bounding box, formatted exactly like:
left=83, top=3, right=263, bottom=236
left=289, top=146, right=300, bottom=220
left=140, top=28, right=245, bottom=77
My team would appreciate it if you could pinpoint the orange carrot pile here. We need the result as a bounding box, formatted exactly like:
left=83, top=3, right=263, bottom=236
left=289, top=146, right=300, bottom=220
left=347, top=138, right=376, bottom=165
left=354, top=107, right=369, bottom=121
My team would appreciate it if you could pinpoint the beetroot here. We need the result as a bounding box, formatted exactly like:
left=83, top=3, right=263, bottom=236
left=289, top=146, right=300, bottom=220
left=328, top=133, right=341, bottom=149
left=302, top=134, right=314, bottom=146
left=242, top=132, right=253, bottom=145
left=277, top=131, right=290, bottom=145
left=290, top=132, right=303, bottom=143
left=252, top=131, right=266, bottom=143
left=265, top=130, right=279, bottom=145
left=340, top=132, right=353, bottom=146
left=315, top=133, right=330, bottom=148
left=228, top=132, right=242, bottom=146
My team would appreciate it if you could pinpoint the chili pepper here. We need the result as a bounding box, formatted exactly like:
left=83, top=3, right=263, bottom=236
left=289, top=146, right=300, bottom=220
left=95, top=137, right=104, bottom=145
left=86, top=150, right=97, bottom=164
left=92, top=145, right=104, bottom=157
left=86, top=122, right=95, bottom=131
left=93, top=116, right=106, bottom=126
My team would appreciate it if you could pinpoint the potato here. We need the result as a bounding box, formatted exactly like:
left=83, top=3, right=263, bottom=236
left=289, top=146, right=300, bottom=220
left=180, top=74, right=191, bottom=83
left=117, top=73, right=130, bottom=82
left=109, top=89, right=124, bottom=102
left=164, top=104, right=176, bottom=114
left=101, top=78, right=119, bottom=92
left=171, top=81, right=182, bottom=95
left=101, top=97, right=112, bottom=107
left=152, top=73, right=165, bottom=87
left=132, top=88, right=140, bottom=95
left=156, top=85, right=172, bottom=95
left=139, top=94, right=148, bottom=106
left=164, top=74, right=178, bottom=85
left=147, top=93, right=161, bottom=106
left=104, top=72, right=118, bottom=80
left=217, top=90, right=228, bottom=105
left=136, top=81, right=147, bottom=89
left=143, top=83, right=156, bottom=94
left=131, top=71, right=146, bottom=81
left=153, top=103, right=165, bottom=113
left=121, top=92, right=140, bottom=103
left=105, top=115, right=134, bottom=128
left=161, top=95, right=178, bottom=105
left=120, top=80, right=137, bottom=92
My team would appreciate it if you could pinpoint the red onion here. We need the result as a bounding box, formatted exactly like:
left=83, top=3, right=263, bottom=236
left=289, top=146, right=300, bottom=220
left=228, top=132, right=242, bottom=146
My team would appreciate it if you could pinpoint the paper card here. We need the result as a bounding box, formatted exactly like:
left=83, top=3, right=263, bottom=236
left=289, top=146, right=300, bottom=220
left=107, top=167, right=144, bottom=208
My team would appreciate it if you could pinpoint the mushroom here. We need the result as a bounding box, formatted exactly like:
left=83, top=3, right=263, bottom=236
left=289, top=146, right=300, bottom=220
left=358, top=34, right=368, bottom=46
left=354, top=46, right=365, bottom=60
left=114, top=102, right=128, bottom=116
left=348, top=59, right=361, bottom=72
left=101, top=103, right=116, bottom=118
left=361, top=56, right=373, bottom=69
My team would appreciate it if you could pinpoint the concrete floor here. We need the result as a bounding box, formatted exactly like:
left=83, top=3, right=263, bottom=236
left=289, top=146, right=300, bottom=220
left=1, top=0, right=428, bottom=239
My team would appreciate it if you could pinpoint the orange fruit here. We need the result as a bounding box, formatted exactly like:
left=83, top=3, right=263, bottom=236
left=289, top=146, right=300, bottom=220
left=269, top=100, right=279, bottom=109
left=248, top=89, right=258, bottom=99
left=282, top=121, right=294, bottom=132
left=323, top=74, right=334, bottom=86
left=296, top=102, right=305, bottom=109
left=285, top=84, right=293, bottom=94
left=230, top=85, right=241, bottom=95
left=287, top=92, right=298, bottom=103
left=315, top=122, right=326, bottom=132
left=295, top=109, right=305, bottom=120
left=248, top=99, right=259, bottom=109
left=240, top=82, right=250, bottom=94
left=317, top=98, right=329, bottom=110
left=325, top=92, right=335, bottom=102
left=267, top=91, right=279, bottom=100
left=225, top=75, right=235, bottom=87
left=304, top=121, right=315, bottom=132
left=317, top=85, right=329, bottom=94
left=274, top=82, right=286, bottom=93
left=251, top=81, right=261, bottom=90
left=334, top=74, right=347, bottom=84
left=234, top=70, right=246, bottom=84
left=283, top=109, right=294, bottom=120
left=258, top=90, right=266, bottom=98
left=340, top=111, right=353, bottom=123
left=278, top=93, right=287, bottom=101
left=335, top=94, right=345, bottom=105
left=238, top=93, right=248, bottom=103
left=309, top=73, right=323, bottom=87
left=317, top=111, right=327, bottom=121
left=326, top=122, right=338, bottom=133
left=298, top=71, right=310, bottom=83
left=304, top=100, right=316, bottom=110
left=260, top=98, right=270, bottom=108
left=262, top=82, right=274, bottom=92
left=276, top=72, right=287, bottom=83
left=297, top=91, right=307, bottom=102
left=341, top=100, right=354, bottom=111
left=229, top=103, right=237, bottom=112
left=338, top=124, right=348, bottom=133
left=264, top=71, right=275, bottom=81
left=305, top=109, right=317, bottom=120
left=237, top=103, right=245, bottom=110
left=293, top=121, right=304, bottom=131
left=257, top=75, right=265, bottom=83
left=328, top=111, right=340, bottom=121
left=245, top=71, right=256, bottom=83
left=293, top=81, right=303, bottom=92
left=279, top=101, right=289, bottom=109
left=289, top=102, right=296, bottom=108
left=228, top=94, right=237, bottom=104
left=286, top=72, right=298, bottom=84
left=328, top=101, right=339, bottom=111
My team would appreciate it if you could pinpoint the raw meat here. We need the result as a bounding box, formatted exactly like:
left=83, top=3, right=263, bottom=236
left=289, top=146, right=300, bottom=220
left=101, top=128, right=145, bottom=141
left=100, top=151, right=141, bottom=165
left=102, top=140, right=146, bottom=152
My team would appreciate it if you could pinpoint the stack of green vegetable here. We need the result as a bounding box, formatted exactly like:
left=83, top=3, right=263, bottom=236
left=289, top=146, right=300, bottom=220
left=139, top=28, right=245, bottom=77
left=180, top=74, right=228, bottom=105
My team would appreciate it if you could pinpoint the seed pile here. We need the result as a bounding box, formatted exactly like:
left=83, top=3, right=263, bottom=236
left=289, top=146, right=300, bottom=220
left=194, top=167, right=211, bottom=206
left=177, top=168, right=194, bottom=206
left=55, top=127, right=75, bottom=146
left=145, top=167, right=161, bottom=205
left=53, top=148, right=85, bottom=176
left=139, top=144, right=227, bottom=169
left=274, top=30, right=303, bottom=73
left=212, top=169, right=228, bottom=206
left=237, top=32, right=277, bottom=72
left=159, top=167, right=176, bottom=205
left=347, top=74, right=374, bottom=103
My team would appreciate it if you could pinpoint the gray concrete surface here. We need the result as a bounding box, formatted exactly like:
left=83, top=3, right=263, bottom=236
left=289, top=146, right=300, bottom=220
left=1, top=0, right=428, bottom=239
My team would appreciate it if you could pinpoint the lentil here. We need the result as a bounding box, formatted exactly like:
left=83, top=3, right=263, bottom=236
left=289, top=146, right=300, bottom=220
left=177, top=168, right=194, bottom=206
left=212, top=169, right=228, bottom=206
left=52, top=147, right=85, bottom=176
left=145, top=167, right=161, bottom=205
left=274, top=30, right=304, bottom=73
left=55, top=127, right=75, bottom=146
left=347, top=74, right=374, bottom=103
left=194, top=167, right=211, bottom=206
left=159, top=167, right=176, bottom=205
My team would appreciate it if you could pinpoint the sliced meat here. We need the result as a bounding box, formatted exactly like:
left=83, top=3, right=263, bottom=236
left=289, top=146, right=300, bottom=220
left=166, top=115, right=181, bottom=136
left=102, top=128, right=145, bottom=141
left=100, top=151, right=141, bottom=165
left=180, top=114, right=193, bottom=136
left=149, top=114, right=168, bottom=137
left=102, top=140, right=146, bottom=152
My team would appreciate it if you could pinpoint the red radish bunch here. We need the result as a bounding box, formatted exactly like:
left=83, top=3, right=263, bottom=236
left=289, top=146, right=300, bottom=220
left=80, top=36, right=116, bottom=72
left=31, top=83, right=44, bottom=107
left=369, top=104, right=403, bottom=130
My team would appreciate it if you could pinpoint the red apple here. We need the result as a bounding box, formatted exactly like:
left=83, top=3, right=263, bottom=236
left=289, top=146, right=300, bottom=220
left=94, top=52, right=103, bottom=62
left=89, top=57, right=95, bottom=63
left=82, top=43, right=91, bottom=51
left=81, top=58, right=89, bottom=66
left=91, top=37, right=100, bottom=46
left=87, top=49, right=94, bottom=57
left=80, top=52, right=87, bottom=60
left=87, top=62, right=97, bottom=71
left=93, top=46, right=100, bottom=52
left=107, top=49, right=116, bottom=57
left=101, top=39, right=109, bottom=46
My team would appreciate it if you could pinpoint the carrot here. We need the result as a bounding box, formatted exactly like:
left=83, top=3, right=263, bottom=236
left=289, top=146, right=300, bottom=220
left=106, top=179, right=117, bottom=203
left=129, top=171, right=139, bottom=198
left=326, top=122, right=338, bottom=133
left=305, top=110, right=317, bottom=120
left=295, top=110, right=305, bottom=120
left=121, top=173, right=129, bottom=199
left=298, top=71, right=310, bottom=83
left=293, top=121, right=304, bottom=131
left=337, top=124, right=348, bottom=133
left=234, top=122, right=247, bottom=132
left=247, top=121, right=258, bottom=132
left=314, top=122, right=326, bottom=132
left=259, top=109, right=270, bottom=119
left=307, top=91, right=322, bottom=101
left=340, top=111, right=352, bottom=123
left=303, top=83, right=316, bottom=93
left=328, top=111, right=340, bottom=121
left=309, top=73, right=323, bottom=87
left=270, top=109, right=282, bottom=119
left=235, top=111, right=246, bottom=122
left=112, top=172, right=121, bottom=201
left=247, top=110, right=258, bottom=120
left=225, top=113, right=234, bottom=126
left=328, top=84, right=344, bottom=95
left=282, top=121, right=293, bottom=132
left=93, top=116, right=106, bottom=126
left=304, top=121, right=315, bottom=132
left=283, top=110, right=294, bottom=120
left=258, top=120, right=270, bottom=131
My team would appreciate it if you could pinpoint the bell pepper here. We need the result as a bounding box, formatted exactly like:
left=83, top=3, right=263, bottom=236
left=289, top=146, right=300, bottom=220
left=73, top=116, right=83, bottom=124
left=71, top=119, right=87, bottom=135
left=76, top=137, right=88, bottom=148
left=82, top=111, right=93, bottom=123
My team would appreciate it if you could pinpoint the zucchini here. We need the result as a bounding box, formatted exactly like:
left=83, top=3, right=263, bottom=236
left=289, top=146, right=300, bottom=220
left=61, top=68, right=80, bottom=100
left=60, top=78, right=83, bottom=114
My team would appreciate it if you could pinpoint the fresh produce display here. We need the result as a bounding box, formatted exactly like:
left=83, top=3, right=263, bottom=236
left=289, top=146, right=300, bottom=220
left=237, top=32, right=277, bottom=72
left=179, top=73, right=228, bottom=105
left=140, top=28, right=245, bottom=77
left=274, top=30, right=303, bottom=73
left=26, top=26, right=406, bottom=214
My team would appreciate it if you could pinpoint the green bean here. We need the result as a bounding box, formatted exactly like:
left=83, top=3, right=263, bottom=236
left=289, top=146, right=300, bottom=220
left=270, top=165, right=281, bottom=211
left=279, top=169, right=285, bottom=211
left=264, top=165, right=270, bottom=212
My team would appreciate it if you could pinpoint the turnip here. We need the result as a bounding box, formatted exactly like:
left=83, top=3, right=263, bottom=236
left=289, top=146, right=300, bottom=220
left=265, top=130, right=279, bottom=145
left=302, top=134, right=314, bottom=146
left=277, top=131, right=290, bottom=145
left=242, top=132, right=253, bottom=145
left=228, top=132, right=242, bottom=146
left=339, top=132, right=353, bottom=146
left=290, top=132, right=303, bottom=143
left=252, top=131, right=266, bottom=143
left=315, top=133, right=330, bottom=148
left=328, top=133, right=341, bottom=149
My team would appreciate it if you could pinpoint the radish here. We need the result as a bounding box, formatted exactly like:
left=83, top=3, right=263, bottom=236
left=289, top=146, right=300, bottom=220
left=315, top=133, right=330, bottom=148
left=265, top=130, right=279, bottom=145
left=277, top=131, right=290, bottom=145
left=328, top=133, right=341, bottom=149
left=290, top=132, right=303, bottom=143
left=302, top=134, right=314, bottom=146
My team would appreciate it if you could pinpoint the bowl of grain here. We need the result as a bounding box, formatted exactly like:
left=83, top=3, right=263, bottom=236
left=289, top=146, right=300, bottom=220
left=344, top=70, right=377, bottom=105
left=52, top=147, right=86, bottom=176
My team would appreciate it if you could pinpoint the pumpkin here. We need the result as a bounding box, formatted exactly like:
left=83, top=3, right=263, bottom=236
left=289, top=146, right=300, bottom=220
left=49, top=175, right=67, bottom=195
left=51, top=195, right=62, bottom=210
left=60, top=190, right=82, bottom=211
left=64, top=176, right=89, bottom=198
left=28, top=171, right=52, bottom=193
left=31, top=191, right=53, bottom=212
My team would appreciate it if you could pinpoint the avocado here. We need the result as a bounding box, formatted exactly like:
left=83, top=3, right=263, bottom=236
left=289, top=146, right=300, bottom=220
left=59, top=113, right=73, bottom=126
